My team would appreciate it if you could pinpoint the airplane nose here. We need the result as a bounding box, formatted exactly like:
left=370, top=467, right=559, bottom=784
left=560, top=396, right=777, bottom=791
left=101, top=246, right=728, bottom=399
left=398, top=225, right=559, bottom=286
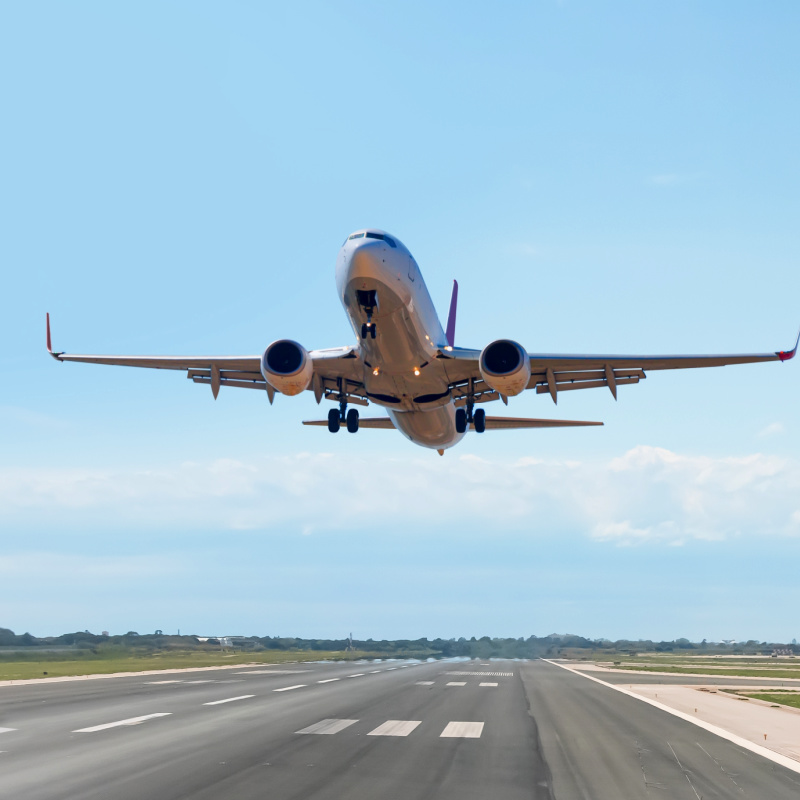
left=348, top=239, right=390, bottom=280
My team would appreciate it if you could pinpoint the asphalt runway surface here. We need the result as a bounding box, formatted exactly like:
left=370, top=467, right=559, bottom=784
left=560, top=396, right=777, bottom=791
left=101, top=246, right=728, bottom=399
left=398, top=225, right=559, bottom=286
left=2, top=659, right=799, bottom=799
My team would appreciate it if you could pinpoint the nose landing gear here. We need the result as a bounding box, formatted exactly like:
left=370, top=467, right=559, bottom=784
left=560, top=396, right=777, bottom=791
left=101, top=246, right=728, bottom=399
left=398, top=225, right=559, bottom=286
left=356, top=290, right=378, bottom=339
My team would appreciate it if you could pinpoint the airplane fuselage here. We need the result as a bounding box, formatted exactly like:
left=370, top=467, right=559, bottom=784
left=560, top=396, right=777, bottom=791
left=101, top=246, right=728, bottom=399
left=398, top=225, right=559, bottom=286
left=336, top=230, right=465, bottom=450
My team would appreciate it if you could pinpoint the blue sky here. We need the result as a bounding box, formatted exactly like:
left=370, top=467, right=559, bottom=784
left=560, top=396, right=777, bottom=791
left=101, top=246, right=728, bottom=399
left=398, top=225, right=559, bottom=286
left=2, top=2, right=799, bottom=642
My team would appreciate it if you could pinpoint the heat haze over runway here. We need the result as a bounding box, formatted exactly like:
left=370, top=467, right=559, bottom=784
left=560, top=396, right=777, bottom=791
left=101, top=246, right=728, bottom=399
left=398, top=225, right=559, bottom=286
left=2, top=659, right=799, bottom=799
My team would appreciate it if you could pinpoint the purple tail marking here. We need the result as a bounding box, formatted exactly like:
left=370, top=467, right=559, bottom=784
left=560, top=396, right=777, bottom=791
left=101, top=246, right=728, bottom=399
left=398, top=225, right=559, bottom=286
left=445, top=280, right=458, bottom=347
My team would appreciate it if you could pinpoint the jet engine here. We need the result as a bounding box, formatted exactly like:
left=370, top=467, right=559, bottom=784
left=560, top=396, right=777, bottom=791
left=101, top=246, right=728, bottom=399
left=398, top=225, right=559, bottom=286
left=478, top=339, right=531, bottom=396
left=260, top=339, right=313, bottom=396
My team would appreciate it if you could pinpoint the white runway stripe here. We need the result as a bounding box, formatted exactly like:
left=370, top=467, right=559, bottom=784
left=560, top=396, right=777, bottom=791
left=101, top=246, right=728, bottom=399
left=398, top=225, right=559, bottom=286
left=273, top=684, right=306, bottom=692
left=296, top=719, right=358, bottom=735
left=317, top=678, right=340, bottom=684
left=146, top=680, right=182, bottom=684
left=73, top=713, right=172, bottom=733
left=369, top=670, right=380, bottom=673
left=0, top=728, right=17, bottom=734
left=440, top=721, right=484, bottom=738
left=446, top=682, right=466, bottom=687
left=446, top=671, right=512, bottom=677
left=416, top=681, right=434, bottom=686
left=185, top=680, right=214, bottom=684
left=368, top=720, right=421, bottom=737
left=235, top=670, right=309, bottom=675
left=348, top=673, right=365, bottom=678
left=203, top=695, right=254, bottom=706
left=479, top=682, right=498, bottom=687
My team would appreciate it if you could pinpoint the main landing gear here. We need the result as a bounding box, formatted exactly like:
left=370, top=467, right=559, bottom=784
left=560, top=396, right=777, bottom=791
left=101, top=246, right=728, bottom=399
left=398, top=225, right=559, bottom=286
left=327, top=403, right=359, bottom=433
left=455, top=405, right=485, bottom=434
left=361, top=321, right=376, bottom=340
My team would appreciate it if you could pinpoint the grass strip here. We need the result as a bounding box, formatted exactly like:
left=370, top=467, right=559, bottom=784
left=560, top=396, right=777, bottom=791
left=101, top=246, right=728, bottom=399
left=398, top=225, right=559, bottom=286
left=0, top=649, right=412, bottom=681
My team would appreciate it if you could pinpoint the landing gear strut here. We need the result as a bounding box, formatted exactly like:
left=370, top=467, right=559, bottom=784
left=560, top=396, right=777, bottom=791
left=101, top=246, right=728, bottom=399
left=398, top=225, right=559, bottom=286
left=328, top=380, right=359, bottom=433
left=357, top=290, right=378, bottom=339
left=455, top=379, right=486, bottom=434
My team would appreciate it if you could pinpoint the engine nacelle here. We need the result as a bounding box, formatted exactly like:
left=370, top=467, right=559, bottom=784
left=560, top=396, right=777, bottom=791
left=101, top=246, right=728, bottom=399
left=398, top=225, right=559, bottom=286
left=479, top=339, right=531, bottom=397
left=260, top=339, right=313, bottom=396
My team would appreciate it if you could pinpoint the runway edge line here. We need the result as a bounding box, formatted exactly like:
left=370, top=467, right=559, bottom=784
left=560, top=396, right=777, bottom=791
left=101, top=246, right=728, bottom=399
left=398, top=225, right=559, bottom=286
left=542, top=659, right=800, bottom=775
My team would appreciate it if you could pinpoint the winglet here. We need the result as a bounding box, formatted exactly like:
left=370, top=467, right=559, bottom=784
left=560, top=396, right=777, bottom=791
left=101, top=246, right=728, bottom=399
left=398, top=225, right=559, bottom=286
left=777, top=326, right=800, bottom=362
left=46, top=313, right=62, bottom=360
left=445, top=280, right=458, bottom=348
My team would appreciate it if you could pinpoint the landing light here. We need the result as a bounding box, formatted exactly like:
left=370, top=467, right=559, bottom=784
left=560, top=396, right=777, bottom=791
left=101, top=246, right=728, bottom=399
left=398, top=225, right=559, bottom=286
left=413, top=367, right=421, bottom=376
left=444, top=345, right=453, bottom=351
left=372, top=368, right=379, bottom=376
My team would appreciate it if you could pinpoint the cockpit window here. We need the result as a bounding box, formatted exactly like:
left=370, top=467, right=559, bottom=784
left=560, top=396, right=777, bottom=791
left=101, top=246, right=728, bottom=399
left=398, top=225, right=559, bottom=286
left=348, top=232, right=365, bottom=240
left=364, top=232, right=397, bottom=248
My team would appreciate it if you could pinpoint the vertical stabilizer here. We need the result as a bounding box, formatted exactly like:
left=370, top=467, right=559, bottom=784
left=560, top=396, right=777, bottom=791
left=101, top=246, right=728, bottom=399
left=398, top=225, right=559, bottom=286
left=445, top=280, right=458, bottom=347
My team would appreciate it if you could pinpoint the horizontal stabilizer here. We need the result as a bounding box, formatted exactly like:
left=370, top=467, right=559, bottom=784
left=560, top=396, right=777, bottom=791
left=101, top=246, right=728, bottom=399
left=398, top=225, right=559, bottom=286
left=484, top=416, right=603, bottom=430
left=303, top=418, right=394, bottom=429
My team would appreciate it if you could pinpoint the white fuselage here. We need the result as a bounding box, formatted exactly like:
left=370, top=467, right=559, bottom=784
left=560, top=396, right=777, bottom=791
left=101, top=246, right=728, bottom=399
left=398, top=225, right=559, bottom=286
left=335, top=230, right=465, bottom=450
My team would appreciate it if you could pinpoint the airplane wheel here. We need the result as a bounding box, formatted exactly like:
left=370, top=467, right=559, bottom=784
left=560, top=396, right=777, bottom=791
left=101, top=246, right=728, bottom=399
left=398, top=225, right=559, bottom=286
left=455, top=407, right=467, bottom=434
left=361, top=324, right=368, bottom=339
left=370, top=325, right=376, bottom=339
left=474, top=408, right=486, bottom=433
left=346, top=408, right=359, bottom=433
left=327, top=408, right=340, bottom=433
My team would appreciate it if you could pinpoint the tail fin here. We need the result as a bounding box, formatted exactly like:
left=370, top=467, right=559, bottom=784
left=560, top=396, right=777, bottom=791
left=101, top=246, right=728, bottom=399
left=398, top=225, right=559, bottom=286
left=445, top=280, right=458, bottom=347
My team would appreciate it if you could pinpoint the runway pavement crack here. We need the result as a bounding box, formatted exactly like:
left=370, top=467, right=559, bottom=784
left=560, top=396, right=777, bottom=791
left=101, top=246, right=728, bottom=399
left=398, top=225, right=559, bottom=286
left=668, top=742, right=701, bottom=800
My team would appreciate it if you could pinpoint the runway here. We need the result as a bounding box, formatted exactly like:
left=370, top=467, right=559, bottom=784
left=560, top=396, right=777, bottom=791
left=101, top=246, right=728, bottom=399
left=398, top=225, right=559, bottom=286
left=1, top=659, right=799, bottom=799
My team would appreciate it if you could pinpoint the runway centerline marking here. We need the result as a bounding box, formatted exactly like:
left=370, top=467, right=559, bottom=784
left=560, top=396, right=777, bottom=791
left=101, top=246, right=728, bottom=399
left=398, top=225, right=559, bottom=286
left=368, top=720, right=421, bottom=737
left=446, top=682, right=466, bottom=687
left=146, top=680, right=182, bottom=684
left=0, top=728, right=17, bottom=734
left=348, top=673, right=365, bottom=678
left=479, top=682, right=498, bottom=687
left=273, top=685, right=306, bottom=692
left=73, top=713, right=172, bottom=733
left=235, top=670, right=309, bottom=675
left=440, top=721, right=484, bottom=738
left=386, top=668, right=397, bottom=671
left=203, top=695, right=255, bottom=706
left=369, top=670, right=380, bottom=673
left=416, top=681, right=434, bottom=686
left=317, top=678, right=340, bottom=684
left=296, top=719, right=358, bottom=735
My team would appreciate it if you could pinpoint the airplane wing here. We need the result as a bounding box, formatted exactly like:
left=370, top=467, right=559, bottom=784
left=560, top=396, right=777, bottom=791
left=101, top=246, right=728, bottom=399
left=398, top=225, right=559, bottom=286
left=437, top=330, right=799, bottom=405
left=46, top=314, right=364, bottom=403
left=302, top=416, right=602, bottom=429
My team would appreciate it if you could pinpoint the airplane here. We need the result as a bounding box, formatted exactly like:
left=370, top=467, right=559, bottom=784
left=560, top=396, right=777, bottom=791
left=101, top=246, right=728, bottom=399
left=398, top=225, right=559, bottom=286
left=47, top=229, right=798, bottom=455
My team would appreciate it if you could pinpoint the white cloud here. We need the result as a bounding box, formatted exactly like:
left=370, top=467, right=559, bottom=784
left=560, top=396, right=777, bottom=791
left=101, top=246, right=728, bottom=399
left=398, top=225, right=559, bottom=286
left=1, top=446, right=798, bottom=545
left=758, top=422, right=786, bottom=437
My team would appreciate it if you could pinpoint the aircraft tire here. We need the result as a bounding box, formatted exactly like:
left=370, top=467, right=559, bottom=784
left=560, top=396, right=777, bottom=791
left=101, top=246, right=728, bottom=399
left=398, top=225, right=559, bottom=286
left=346, top=408, right=359, bottom=433
left=474, top=408, right=486, bottom=433
left=327, top=408, right=341, bottom=433
left=455, top=407, right=467, bottom=434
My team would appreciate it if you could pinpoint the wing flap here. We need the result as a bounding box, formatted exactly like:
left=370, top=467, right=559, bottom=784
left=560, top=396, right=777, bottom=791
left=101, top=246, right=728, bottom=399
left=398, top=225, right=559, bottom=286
left=303, top=417, right=394, bottom=428
left=484, top=416, right=603, bottom=430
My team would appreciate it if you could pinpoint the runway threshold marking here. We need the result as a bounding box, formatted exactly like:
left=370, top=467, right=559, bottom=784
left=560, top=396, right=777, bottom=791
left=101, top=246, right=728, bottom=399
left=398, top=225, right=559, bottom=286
left=368, top=720, right=421, bottom=737
left=479, top=682, right=498, bottom=687
left=296, top=719, right=359, bottom=735
left=73, top=713, right=172, bottom=733
left=440, top=721, right=484, bottom=738
left=543, top=660, right=800, bottom=777
left=446, top=682, right=466, bottom=687
left=203, top=695, right=255, bottom=706
left=317, top=678, right=340, bottom=684
left=273, top=685, right=306, bottom=692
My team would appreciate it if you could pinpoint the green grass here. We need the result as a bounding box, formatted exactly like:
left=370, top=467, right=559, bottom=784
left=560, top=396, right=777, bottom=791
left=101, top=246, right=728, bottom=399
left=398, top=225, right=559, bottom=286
left=611, top=664, right=800, bottom=679
left=0, top=649, right=403, bottom=681
left=743, top=692, right=800, bottom=709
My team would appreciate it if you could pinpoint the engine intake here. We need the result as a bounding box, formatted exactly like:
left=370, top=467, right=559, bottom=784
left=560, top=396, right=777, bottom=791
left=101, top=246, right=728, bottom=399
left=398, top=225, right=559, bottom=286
left=260, top=339, right=313, bottom=396
left=479, top=339, right=530, bottom=397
